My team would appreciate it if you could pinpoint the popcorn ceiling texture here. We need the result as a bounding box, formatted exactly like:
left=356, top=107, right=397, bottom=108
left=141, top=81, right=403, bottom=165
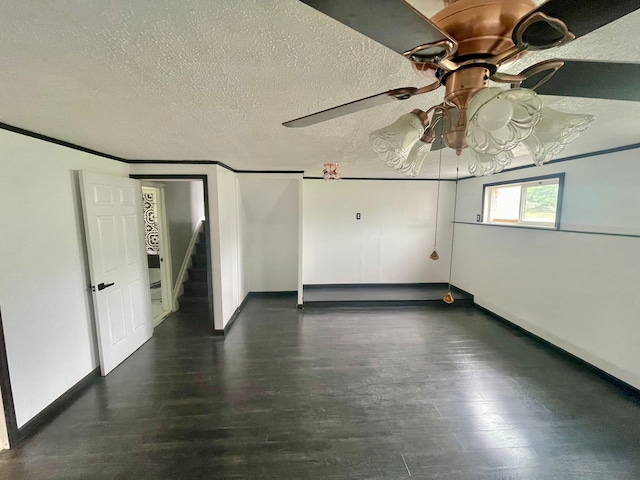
left=0, top=0, right=639, bottom=178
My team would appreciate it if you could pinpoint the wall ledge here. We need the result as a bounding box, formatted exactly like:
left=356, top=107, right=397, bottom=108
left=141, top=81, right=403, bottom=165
left=454, top=221, right=640, bottom=239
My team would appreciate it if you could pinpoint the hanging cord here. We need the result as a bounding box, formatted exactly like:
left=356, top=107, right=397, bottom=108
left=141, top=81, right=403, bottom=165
left=447, top=155, right=461, bottom=294
left=433, top=146, right=443, bottom=250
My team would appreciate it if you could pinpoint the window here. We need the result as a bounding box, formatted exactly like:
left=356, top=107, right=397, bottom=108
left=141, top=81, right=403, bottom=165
left=482, top=174, right=563, bottom=229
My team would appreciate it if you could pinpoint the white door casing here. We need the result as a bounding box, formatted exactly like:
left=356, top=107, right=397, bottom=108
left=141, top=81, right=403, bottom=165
left=80, top=172, right=153, bottom=376
left=0, top=387, right=9, bottom=450
left=156, top=187, right=173, bottom=316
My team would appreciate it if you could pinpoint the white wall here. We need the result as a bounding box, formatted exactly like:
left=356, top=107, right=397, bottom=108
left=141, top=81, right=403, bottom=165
left=190, top=180, right=205, bottom=224
left=236, top=177, right=248, bottom=299
left=238, top=174, right=300, bottom=292
left=130, top=164, right=245, bottom=330
left=303, top=179, right=456, bottom=284
left=452, top=149, right=640, bottom=389
left=455, top=151, right=640, bottom=234
left=214, top=167, right=244, bottom=328
left=0, top=129, right=129, bottom=427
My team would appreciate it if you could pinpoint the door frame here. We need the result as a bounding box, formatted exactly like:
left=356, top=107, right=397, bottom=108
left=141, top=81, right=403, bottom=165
left=130, top=175, right=214, bottom=328
left=0, top=309, right=18, bottom=447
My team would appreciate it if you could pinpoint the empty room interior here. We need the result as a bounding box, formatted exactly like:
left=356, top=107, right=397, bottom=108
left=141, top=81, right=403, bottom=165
left=1, top=1, right=640, bottom=478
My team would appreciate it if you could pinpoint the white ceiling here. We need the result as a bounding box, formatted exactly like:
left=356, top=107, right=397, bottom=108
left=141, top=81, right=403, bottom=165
left=0, top=0, right=639, bottom=179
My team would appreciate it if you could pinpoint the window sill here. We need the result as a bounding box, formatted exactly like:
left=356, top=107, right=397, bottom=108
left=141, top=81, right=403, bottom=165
left=484, top=221, right=557, bottom=230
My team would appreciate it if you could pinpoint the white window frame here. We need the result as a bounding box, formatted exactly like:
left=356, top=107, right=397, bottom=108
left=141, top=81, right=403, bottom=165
left=482, top=173, right=564, bottom=229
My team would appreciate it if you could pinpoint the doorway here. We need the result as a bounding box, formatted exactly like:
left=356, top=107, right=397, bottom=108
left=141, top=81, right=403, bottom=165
left=142, top=185, right=172, bottom=326
left=133, top=175, right=214, bottom=327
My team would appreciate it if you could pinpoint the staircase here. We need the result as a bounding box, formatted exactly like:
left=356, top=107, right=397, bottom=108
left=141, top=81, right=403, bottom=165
left=178, top=230, right=209, bottom=312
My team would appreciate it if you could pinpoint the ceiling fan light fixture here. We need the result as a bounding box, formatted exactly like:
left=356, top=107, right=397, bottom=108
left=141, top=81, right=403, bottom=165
left=466, top=87, right=543, bottom=155
left=468, top=149, right=513, bottom=177
left=369, top=110, right=427, bottom=173
left=521, top=107, right=596, bottom=166
left=400, top=138, right=431, bottom=177
left=476, top=98, right=514, bottom=132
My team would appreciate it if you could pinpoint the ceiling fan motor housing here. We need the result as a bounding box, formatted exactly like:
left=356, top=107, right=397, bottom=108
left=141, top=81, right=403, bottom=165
left=412, top=0, right=536, bottom=80
left=431, top=0, right=536, bottom=59
left=412, top=0, right=536, bottom=154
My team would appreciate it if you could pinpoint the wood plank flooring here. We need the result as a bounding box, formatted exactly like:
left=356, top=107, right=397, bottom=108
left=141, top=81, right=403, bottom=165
left=1, top=295, right=639, bottom=479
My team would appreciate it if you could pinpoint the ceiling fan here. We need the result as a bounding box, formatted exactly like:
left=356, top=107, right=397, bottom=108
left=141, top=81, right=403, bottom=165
left=283, top=0, right=640, bottom=176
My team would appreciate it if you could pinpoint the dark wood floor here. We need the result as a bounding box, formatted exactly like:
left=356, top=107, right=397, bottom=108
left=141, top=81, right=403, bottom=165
left=1, top=296, right=640, bottom=479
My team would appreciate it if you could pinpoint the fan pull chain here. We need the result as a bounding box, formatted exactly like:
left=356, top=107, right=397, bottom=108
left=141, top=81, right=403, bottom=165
left=430, top=146, right=443, bottom=261
left=444, top=155, right=460, bottom=305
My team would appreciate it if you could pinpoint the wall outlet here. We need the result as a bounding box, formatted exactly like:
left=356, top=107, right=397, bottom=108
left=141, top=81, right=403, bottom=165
left=356, top=213, right=361, bottom=220
left=476, top=214, right=481, bottom=222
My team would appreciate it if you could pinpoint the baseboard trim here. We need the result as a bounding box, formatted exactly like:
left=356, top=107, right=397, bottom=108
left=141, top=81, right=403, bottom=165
left=214, top=292, right=251, bottom=336
left=475, top=304, right=640, bottom=401
left=14, top=367, right=100, bottom=445
left=450, top=285, right=473, bottom=299
left=213, top=291, right=298, bottom=336
left=248, top=291, right=297, bottom=297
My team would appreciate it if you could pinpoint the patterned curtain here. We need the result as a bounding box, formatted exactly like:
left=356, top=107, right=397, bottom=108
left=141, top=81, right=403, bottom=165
left=143, top=192, right=160, bottom=255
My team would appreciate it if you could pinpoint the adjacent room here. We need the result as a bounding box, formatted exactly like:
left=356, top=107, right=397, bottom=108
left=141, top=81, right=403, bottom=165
left=1, top=1, right=639, bottom=478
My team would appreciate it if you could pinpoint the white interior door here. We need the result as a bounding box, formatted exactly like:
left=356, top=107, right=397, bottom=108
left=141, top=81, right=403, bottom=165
left=80, top=171, right=153, bottom=376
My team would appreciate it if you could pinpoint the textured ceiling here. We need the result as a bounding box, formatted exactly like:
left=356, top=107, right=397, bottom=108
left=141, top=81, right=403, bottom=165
left=0, top=0, right=639, bottom=178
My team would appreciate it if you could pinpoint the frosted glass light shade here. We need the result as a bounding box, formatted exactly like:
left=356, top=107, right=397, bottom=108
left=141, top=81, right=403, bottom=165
left=468, top=149, right=513, bottom=176
left=398, top=139, right=431, bottom=177
left=370, top=113, right=425, bottom=170
left=476, top=98, right=514, bottom=131
left=466, top=88, right=543, bottom=155
left=522, top=107, right=595, bottom=166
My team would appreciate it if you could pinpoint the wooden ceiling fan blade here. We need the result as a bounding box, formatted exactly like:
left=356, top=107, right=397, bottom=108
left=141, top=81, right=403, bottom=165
left=299, top=0, right=456, bottom=59
left=283, top=84, right=439, bottom=128
left=515, top=0, right=640, bottom=49
left=519, top=60, right=640, bottom=102
left=283, top=91, right=398, bottom=128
